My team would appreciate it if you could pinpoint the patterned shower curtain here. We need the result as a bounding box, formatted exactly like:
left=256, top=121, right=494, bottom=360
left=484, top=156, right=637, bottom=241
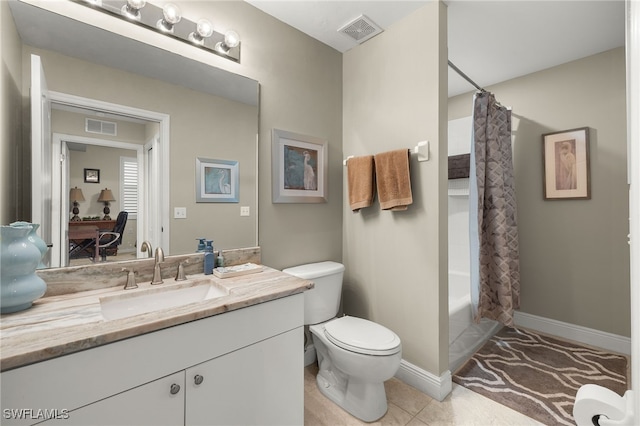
left=468, top=91, right=520, bottom=326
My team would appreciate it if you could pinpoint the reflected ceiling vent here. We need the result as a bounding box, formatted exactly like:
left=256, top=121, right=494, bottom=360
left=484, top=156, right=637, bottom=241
left=85, top=118, right=117, bottom=136
left=338, top=15, right=383, bottom=44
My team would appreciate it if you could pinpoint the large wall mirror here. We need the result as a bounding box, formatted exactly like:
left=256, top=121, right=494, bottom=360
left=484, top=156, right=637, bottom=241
left=10, top=0, right=259, bottom=268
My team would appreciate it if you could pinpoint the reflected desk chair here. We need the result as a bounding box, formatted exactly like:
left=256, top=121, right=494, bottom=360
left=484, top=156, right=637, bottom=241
left=69, top=211, right=128, bottom=262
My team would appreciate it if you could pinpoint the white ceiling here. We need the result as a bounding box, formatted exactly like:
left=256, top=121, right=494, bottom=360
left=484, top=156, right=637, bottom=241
left=245, top=0, right=626, bottom=97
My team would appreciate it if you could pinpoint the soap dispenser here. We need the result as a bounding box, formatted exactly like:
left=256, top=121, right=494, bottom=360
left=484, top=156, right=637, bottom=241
left=195, top=238, right=206, bottom=252
left=203, top=240, right=214, bottom=275
left=216, top=250, right=224, bottom=268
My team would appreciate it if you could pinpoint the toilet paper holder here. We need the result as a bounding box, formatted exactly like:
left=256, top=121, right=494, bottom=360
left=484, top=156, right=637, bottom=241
left=573, top=384, right=635, bottom=426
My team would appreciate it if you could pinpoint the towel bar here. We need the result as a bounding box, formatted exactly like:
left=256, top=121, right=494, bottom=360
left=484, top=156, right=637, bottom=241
left=343, top=141, right=430, bottom=165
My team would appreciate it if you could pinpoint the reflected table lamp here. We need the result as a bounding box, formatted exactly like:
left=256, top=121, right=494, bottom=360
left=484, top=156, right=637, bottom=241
left=69, top=187, right=85, bottom=222
left=97, top=188, right=116, bottom=220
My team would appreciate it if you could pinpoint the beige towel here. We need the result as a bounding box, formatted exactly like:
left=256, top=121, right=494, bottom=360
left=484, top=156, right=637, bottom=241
left=347, top=155, right=375, bottom=212
left=374, top=149, right=413, bottom=211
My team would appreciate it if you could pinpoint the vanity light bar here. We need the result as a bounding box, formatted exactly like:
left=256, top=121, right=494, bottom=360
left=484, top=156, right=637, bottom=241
left=74, top=0, right=241, bottom=63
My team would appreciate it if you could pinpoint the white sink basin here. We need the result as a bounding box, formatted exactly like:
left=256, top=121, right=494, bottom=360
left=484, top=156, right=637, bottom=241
left=100, top=281, right=229, bottom=320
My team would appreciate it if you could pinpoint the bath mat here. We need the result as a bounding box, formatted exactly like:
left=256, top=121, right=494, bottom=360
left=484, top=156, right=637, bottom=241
left=453, top=327, right=628, bottom=426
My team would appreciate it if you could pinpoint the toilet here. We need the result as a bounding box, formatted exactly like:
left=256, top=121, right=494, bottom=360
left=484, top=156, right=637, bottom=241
left=283, top=261, right=402, bottom=422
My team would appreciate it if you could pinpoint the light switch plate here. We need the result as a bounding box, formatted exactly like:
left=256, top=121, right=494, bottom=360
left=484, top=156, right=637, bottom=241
left=174, top=207, right=187, bottom=219
left=240, top=206, right=250, bottom=217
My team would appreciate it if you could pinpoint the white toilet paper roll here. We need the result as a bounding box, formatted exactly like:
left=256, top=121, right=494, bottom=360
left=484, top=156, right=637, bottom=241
left=573, top=384, right=627, bottom=426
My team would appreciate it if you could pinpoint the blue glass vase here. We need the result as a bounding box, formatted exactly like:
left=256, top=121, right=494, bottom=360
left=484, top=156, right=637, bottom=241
left=0, top=223, right=47, bottom=314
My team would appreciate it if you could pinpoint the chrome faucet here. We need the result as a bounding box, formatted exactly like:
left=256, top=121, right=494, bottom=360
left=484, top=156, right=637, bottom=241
left=140, top=241, right=153, bottom=258
left=151, top=247, right=165, bottom=285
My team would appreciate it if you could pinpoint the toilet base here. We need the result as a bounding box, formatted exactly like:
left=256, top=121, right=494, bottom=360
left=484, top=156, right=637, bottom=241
left=315, top=365, right=388, bottom=422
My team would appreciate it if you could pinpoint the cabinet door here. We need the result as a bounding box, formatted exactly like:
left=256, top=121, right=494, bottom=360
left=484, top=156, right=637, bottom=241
left=40, top=371, right=185, bottom=426
left=185, top=328, right=303, bottom=426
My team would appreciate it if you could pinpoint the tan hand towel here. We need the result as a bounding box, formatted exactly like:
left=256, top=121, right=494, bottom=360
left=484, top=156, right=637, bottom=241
left=374, top=149, right=413, bottom=211
left=347, top=155, right=375, bottom=212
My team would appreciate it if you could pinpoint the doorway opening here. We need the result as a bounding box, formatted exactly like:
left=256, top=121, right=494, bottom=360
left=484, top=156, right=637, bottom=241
left=46, top=91, right=170, bottom=267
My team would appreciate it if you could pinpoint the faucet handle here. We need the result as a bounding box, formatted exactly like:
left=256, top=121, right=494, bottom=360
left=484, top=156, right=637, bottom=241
left=175, top=261, right=188, bottom=281
left=122, top=268, right=138, bottom=290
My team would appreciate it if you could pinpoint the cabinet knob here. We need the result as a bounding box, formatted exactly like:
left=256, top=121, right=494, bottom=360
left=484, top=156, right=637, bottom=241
left=194, top=374, right=204, bottom=385
left=170, top=383, right=181, bottom=395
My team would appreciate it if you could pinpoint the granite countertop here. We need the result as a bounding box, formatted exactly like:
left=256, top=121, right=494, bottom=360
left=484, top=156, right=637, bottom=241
left=0, top=266, right=313, bottom=372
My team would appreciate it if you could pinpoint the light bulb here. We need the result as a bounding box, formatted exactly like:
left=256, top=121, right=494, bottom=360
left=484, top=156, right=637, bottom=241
left=157, top=3, right=181, bottom=33
left=163, top=3, right=181, bottom=24
left=189, top=19, right=214, bottom=45
left=121, top=0, right=145, bottom=20
left=128, top=0, right=146, bottom=9
left=196, top=19, right=214, bottom=38
left=223, top=30, right=240, bottom=48
left=215, top=30, right=240, bottom=54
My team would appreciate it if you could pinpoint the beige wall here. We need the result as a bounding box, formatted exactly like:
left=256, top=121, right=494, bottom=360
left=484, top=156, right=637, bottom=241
left=0, top=1, right=23, bottom=224
left=343, top=2, right=449, bottom=375
left=226, top=2, right=345, bottom=269
left=449, top=47, right=630, bottom=337
left=164, top=0, right=345, bottom=268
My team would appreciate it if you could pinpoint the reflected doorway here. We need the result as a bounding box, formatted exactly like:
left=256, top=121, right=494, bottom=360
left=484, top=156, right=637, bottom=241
left=57, top=133, right=142, bottom=267
left=47, top=92, right=170, bottom=267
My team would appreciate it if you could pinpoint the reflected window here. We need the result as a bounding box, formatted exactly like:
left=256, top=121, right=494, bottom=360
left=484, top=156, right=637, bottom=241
left=120, top=157, right=138, bottom=219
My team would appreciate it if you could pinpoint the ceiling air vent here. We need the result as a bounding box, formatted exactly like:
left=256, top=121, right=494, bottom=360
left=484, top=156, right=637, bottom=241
left=338, top=15, right=383, bottom=44
left=85, top=118, right=117, bottom=136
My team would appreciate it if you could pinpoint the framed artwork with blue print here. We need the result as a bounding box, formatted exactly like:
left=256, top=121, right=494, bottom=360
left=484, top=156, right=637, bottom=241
left=196, top=157, right=239, bottom=203
left=271, top=128, right=328, bottom=203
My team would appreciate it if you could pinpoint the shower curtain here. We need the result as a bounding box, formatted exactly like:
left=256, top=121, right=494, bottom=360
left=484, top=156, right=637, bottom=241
left=469, top=91, right=520, bottom=326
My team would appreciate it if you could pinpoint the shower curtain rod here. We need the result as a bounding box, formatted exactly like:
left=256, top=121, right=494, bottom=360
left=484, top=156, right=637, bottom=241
left=448, top=60, right=485, bottom=92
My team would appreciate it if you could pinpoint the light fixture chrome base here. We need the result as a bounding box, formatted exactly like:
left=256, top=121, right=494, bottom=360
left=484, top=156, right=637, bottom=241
left=76, top=0, right=240, bottom=63
left=156, top=19, right=175, bottom=34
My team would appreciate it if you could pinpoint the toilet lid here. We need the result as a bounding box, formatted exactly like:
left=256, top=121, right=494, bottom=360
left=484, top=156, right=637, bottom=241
left=324, top=316, right=401, bottom=356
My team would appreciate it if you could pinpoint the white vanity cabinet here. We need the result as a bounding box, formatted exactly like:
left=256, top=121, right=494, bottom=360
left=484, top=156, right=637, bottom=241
left=1, top=294, right=304, bottom=426
left=39, top=372, right=186, bottom=426
left=185, top=328, right=301, bottom=425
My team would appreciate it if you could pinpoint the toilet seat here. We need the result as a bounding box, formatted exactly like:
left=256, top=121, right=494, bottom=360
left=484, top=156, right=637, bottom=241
left=324, top=316, right=401, bottom=356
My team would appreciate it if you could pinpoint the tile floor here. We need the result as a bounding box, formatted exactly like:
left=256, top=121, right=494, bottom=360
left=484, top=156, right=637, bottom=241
left=304, top=364, right=544, bottom=425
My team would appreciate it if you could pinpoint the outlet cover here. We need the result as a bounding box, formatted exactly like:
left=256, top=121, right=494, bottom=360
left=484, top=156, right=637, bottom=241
left=174, top=207, right=187, bottom=219
left=240, top=206, right=250, bottom=217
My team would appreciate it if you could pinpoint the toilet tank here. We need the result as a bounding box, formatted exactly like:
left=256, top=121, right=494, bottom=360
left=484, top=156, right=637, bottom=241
left=283, top=261, right=345, bottom=325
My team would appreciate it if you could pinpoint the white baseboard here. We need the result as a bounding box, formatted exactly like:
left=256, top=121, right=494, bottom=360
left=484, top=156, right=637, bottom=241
left=514, top=311, right=631, bottom=355
left=395, top=359, right=452, bottom=402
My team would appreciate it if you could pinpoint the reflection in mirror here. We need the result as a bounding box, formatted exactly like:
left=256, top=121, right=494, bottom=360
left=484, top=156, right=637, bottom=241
left=53, top=108, right=148, bottom=267
left=10, top=0, right=259, bottom=269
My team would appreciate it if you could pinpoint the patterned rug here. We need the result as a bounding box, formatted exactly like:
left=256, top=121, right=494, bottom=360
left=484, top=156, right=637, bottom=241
left=453, top=327, right=628, bottom=425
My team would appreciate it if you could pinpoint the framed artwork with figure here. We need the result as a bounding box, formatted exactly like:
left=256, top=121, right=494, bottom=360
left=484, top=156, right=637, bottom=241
left=271, top=128, right=328, bottom=203
left=195, top=157, right=239, bottom=203
left=542, top=127, right=591, bottom=200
